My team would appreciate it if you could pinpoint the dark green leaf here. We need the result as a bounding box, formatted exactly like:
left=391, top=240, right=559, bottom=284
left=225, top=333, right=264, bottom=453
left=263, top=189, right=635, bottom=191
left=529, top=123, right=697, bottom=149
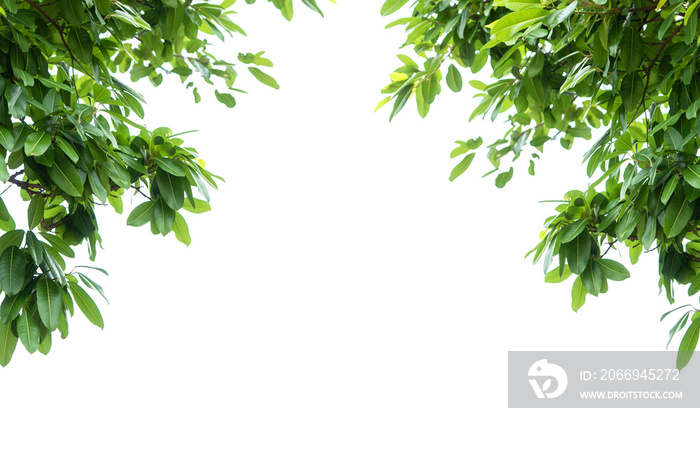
left=59, top=0, right=85, bottom=27
left=620, top=29, right=643, bottom=72
left=0, top=321, right=18, bottom=367
left=565, top=229, right=591, bottom=274
left=620, top=72, right=644, bottom=112
left=67, top=27, right=93, bottom=64
left=156, top=169, right=185, bottom=210
left=49, top=153, right=83, bottom=197
left=0, top=246, right=26, bottom=296
left=17, top=311, right=40, bottom=354
left=664, top=190, right=693, bottom=238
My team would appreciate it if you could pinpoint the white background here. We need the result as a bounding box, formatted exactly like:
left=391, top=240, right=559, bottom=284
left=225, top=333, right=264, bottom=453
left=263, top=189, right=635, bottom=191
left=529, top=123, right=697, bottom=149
left=1, top=1, right=695, bottom=464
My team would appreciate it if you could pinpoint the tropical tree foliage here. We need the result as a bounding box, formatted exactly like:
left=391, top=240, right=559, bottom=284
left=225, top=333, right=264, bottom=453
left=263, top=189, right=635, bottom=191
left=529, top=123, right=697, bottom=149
left=0, top=0, right=327, bottom=366
left=380, top=0, right=700, bottom=368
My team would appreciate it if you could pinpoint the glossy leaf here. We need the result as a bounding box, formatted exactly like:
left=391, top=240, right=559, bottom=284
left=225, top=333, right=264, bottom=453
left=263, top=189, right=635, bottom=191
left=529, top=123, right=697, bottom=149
left=664, top=191, right=693, bottom=238
left=49, top=153, right=83, bottom=197
left=36, top=278, right=63, bottom=332
left=565, top=230, right=591, bottom=274
left=127, top=201, right=156, bottom=227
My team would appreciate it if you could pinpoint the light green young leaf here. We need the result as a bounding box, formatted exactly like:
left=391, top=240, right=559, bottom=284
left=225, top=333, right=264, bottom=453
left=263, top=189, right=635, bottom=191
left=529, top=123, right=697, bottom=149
left=248, top=67, right=279, bottom=89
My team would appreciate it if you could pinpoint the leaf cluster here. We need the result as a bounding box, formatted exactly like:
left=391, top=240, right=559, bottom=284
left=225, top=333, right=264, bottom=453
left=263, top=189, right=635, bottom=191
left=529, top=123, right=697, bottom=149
left=380, top=0, right=700, bottom=369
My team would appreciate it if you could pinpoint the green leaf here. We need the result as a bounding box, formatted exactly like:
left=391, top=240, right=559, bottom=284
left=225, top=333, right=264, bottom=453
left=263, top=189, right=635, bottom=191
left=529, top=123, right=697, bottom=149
left=446, top=64, right=463, bottom=92
left=153, top=198, right=175, bottom=235
left=677, top=319, right=700, bottom=370
left=580, top=260, right=603, bottom=296
left=49, top=153, right=83, bottom=197
left=17, top=311, right=40, bottom=354
left=689, top=271, right=700, bottom=296
left=490, top=9, right=549, bottom=42
left=173, top=212, right=191, bottom=246
left=155, top=157, right=188, bottom=177
left=67, top=27, right=93, bottom=64
left=684, top=165, right=700, bottom=189
left=620, top=72, right=644, bottom=112
left=663, top=190, right=693, bottom=238
left=24, top=232, right=42, bottom=265
left=301, top=0, right=323, bottom=16
left=495, top=167, right=514, bottom=188
left=39, top=232, right=75, bottom=258
left=380, top=0, right=410, bottom=16
left=59, top=0, right=85, bottom=27
left=545, top=265, right=571, bottom=283
left=58, top=309, right=69, bottom=339
left=38, top=332, right=52, bottom=356
left=77, top=272, right=109, bottom=304
left=56, top=137, right=80, bottom=164
left=215, top=90, right=237, bottom=108
left=565, top=229, right=591, bottom=274
left=571, top=275, right=587, bottom=311
left=542, top=0, right=577, bottom=28
left=619, top=29, right=643, bottom=72
left=126, top=201, right=156, bottom=227
left=156, top=169, right=185, bottom=211
left=0, top=321, right=18, bottom=367
left=24, top=131, right=52, bottom=157
left=249, top=67, right=279, bottom=89
left=449, top=153, right=475, bottom=181
left=182, top=198, right=211, bottom=214
left=27, top=196, right=44, bottom=230
left=41, top=245, right=66, bottom=287
left=661, top=175, right=679, bottom=204
left=68, top=281, right=104, bottom=329
left=668, top=311, right=691, bottom=349
left=36, top=278, right=63, bottom=331
left=0, top=291, right=28, bottom=324
left=0, top=246, right=26, bottom=296
left=559, top=218, right=588, bottom=243
left=389, top=84, right=412, bottom=122
left=0, top=126, right=15, bottom=152
left=597, top=258, right=630, bottom=281
left=0, top=230, right=25, bottom=254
